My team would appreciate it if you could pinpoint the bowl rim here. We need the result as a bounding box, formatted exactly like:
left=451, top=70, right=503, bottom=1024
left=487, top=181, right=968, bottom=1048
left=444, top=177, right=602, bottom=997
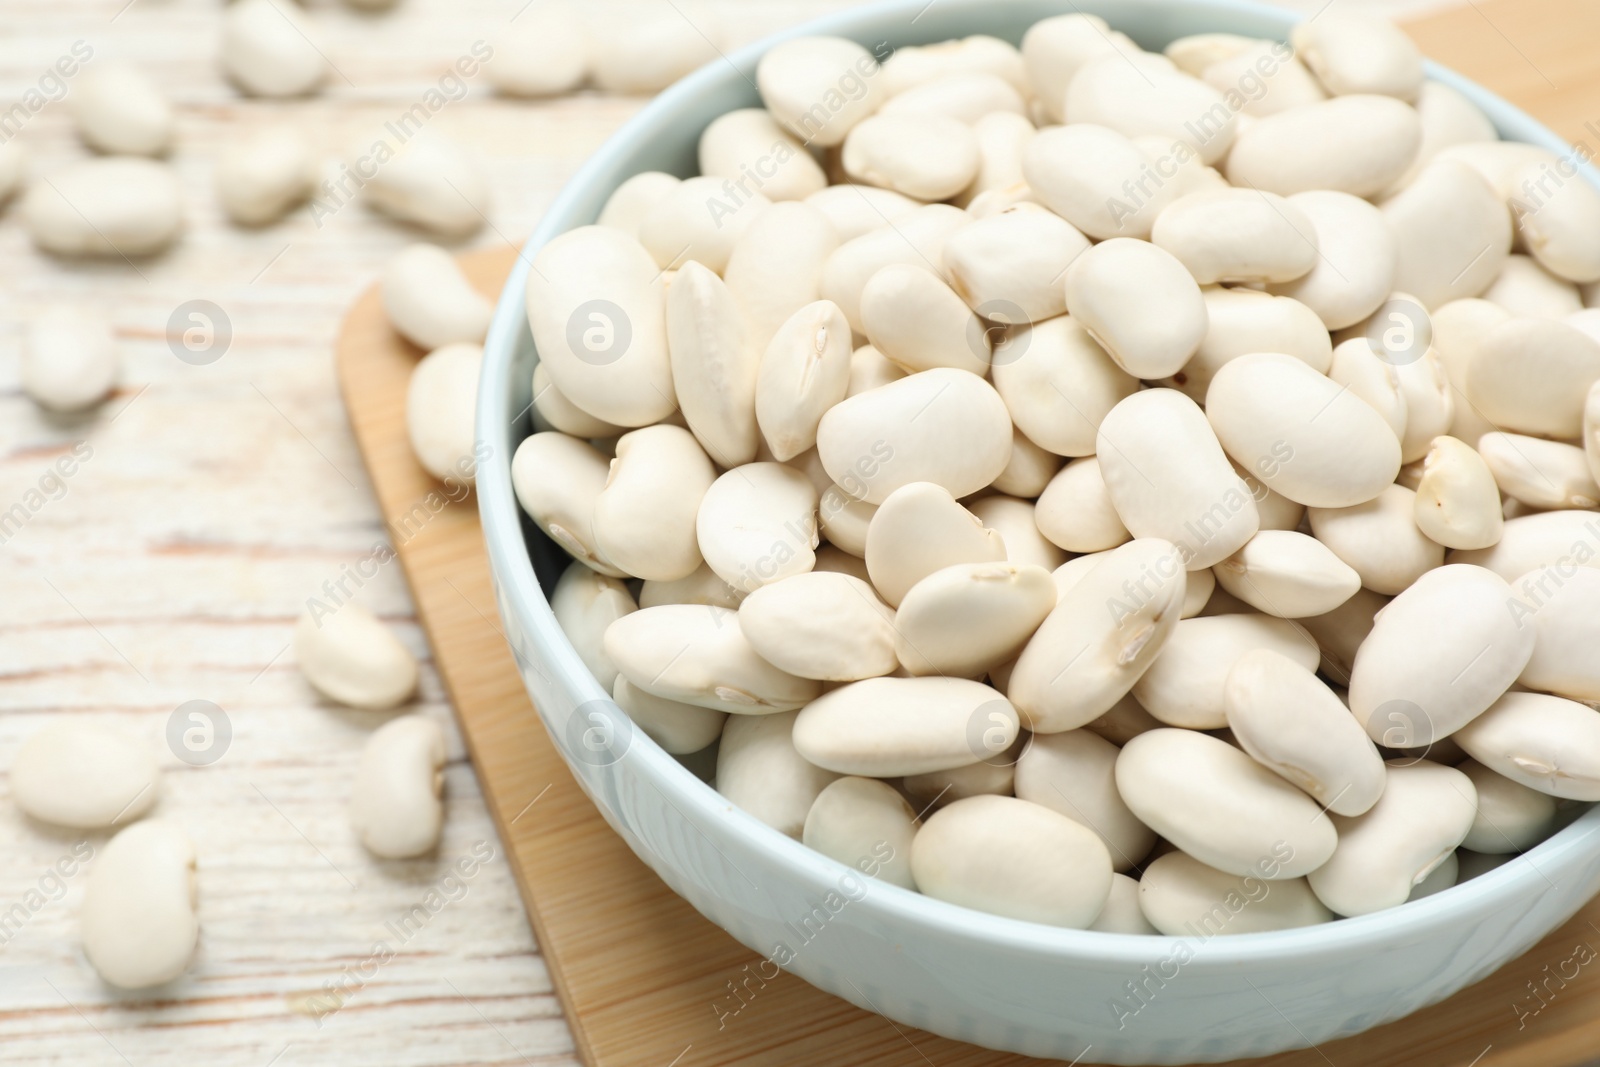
left=477, top=0, right=1600, bottom=968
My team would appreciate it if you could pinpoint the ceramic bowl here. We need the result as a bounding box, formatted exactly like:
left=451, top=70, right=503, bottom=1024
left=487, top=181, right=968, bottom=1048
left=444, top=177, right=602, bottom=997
left=476, top=1, right=1600, bottom=1061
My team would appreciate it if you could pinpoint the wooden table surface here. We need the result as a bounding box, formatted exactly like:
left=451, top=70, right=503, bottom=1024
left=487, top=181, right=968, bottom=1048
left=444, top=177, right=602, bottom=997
left=0, top=1, right=1516, bottom=1064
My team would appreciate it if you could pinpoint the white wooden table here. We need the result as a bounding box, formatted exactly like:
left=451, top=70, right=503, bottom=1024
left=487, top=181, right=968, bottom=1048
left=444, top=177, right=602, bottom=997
left=0, top=1, right=1452, bottom=1063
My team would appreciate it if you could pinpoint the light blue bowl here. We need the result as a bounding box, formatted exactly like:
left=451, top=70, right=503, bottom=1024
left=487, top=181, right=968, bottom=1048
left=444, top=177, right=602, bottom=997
left=477, top=2, right=1600, bottom=1061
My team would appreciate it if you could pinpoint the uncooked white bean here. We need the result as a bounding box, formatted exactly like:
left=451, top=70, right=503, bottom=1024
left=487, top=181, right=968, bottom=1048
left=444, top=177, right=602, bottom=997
left=1097, top=389, right=1259, bottom=570
left=819, top=203, right=968, bottom=332
left=1164, top=33, right=1255, bottom=76
left=1324, top=337, right=1406, bottom=441
left=350, top=716, right=446, bottom=859
left=883, top=35, right=1026, bottom=96
left=606, top=604, right=820, bottom=713
left=533, top=363, right=624, bottom=438
left=699, top=109, right=826, bottom=204
left=1432, top=298, right=1509, bottom=443
left=1510, top=158, right=1600, bottom=284
left=660, top=262, right=757, bottom=466
left=1082, top=693, right=1165, bottom=747
left=905, top=749, right=1019, bottom=809
left=220, top=0, right=328, bottom=98
left=1483, top=254, right=1584, bottom=318
left=11, top=723, right=159, bottom=829
left=1014, top=729, right=1155, bottom=871
left=817, top=368, right=1011, bottom=505
left=717, top=710, right=839, bottom=838
left=846, top=346, right=906, bottom=400
left=860, top=264, right=988, bottom=376
left=1236, top=463, right=1308, bottom=534
left=594, top=425, right=714, bottom=581
left=638, top=561, right=744, bottom=610
left=1035, top=458, right=1130, bottom=554
left=1138, top=851, right=1332, bottom=936
left=1009, top=538, right=1187, bottom=733
left=968, top=495, right=1065, bottom=572
left=1225, top=648, right=1385, bottom=816
left=1307, top=760, right=1476, bottom=916
left=72, top=62, right=172, bottom=156
left=1200, top=40, right=1327, bottom=117
left=840, top=113, right=978, bottom=203
left=1213, top=531, right=1361, bottom=619
left=1152, top=189, right=1318, bottom=285
left=724, top=201, right=841, bottom=349
left=1391, top=348, right=1455, bottom=464
left=1291, top=11, right=1423, bottom=101
left=864, top=482, right=1006, bottom=607
left=1022, top=125, right=1175, bottom=239
left=1480, top=432, right=1599, bottom=510
left=1308, top=484, right=1444, bottom=595
left=1348, top=564, right=1533, bottom=747
left=639, top=175, right=771, bottom=275
left=365, top=135, right=489, bottom=237
left=1091, top=873, right=1159, bottom=934
left=696, top=462, right=818, bottom=593
left=1225, top=95, right=1422, bottom=198
left=1116, top=728, right=1337, bottom=878
left=1466, top=317, right=1600, bottom=438
left=1388, top=81, right=1499, bottom=193
left=911, top=794, right=1113, bottom=927
left=804, top=183, right=920, bottom=242
left=1455, top=691, right=1600, bottom=801
left=739, top=571, right=897, bottom=681
left=382, top=244, right=493, bottom=351
left=1413, top=435, right=1504, bottom=550
left=802, top=777, right=917, bottom=889
left=793, top=676, right=1017, bottom=776
left=894, top=562, right=1055, bottom=678
left=1514, top=566, right=1600, bottom=702
left=1065, top=238, right=1208, bottom=379
left=1020, top=13, right=1141, bottom=124
left=512, top=431, right=626, bottom=575
left=1299, top=587, right=1388, bottom=687
left=587, top=4, right=720, bottom=93
left=22, top=306, right=117, bottom=413
left=81, top=820, right=198, bottom=989
left=487, top=8, right=589, bottom=96
left=1459, top=759, right=1557, bottom=854
left=818, top=483, right=875, bottom=556
left=528, top=226, right=675, bottom=428
left=1133, top=613, right=1319, bottom=729
left=295, top=602, right=419, bottom=711
left=215, top=127, right=319, bottom=226
left=992, top=433, right=1063, bottom=498
left=550, top=562, right=636, bottom=691
left=756, top=36, right=887, bottom=148
left=406, top=342, right=481, bottom=483
left=613, top=676, right=727, bottom=755
left=597, top=172, right=680, bottom=239
left=1165, top=288, right=1334, bottom=402
left=1381, top=160, right=1512, bottom=308
left=992, top=316, right=1138, bottom=458
left=942, top=205, right=1087, bottom=324
left=1065, top=54, right=1236, bottom=165
left=753, top=300, right=852, bottom=461
left=24, top=158, right=182, bottom=257
left=958, top=111, right=1036, bottom=207
left=1267, top=190, right=1396, bottom=329
left=879, top=72, right=1026, bottom=125
left=1449, top=510, right=1600, bottom=581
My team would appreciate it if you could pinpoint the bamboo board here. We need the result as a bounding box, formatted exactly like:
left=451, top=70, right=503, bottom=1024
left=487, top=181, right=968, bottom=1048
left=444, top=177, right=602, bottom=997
left=334, top=3, right=1600, bottom=1063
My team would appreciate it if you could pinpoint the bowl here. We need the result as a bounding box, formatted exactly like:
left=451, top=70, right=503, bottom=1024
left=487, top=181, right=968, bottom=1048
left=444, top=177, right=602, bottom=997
left=475, top=2, right=1600, bottom=1061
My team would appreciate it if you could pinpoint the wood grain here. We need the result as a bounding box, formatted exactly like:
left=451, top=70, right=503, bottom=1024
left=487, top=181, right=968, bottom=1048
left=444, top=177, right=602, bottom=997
left=332, top=3, right=1600, bottom=1066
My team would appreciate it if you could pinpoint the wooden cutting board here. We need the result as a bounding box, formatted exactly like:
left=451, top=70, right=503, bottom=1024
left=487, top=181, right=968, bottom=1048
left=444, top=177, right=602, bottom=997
left=334, top=3, right=1600, bottom=1064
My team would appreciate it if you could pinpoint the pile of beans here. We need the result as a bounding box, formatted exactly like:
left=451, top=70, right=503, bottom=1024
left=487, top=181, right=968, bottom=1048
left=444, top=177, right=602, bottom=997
left=514, top=11, right=1600, bottom=933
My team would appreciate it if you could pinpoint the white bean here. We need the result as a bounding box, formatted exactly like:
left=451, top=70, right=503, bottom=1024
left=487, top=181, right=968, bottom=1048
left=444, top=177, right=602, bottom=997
left=11, top=723, right=160, bottom=829
left=724, top=201, right=841, bottom=349
left=1020, top=14, right=1141, bottom=124
left=884, top=35, right=1027, bottom=97
left=793, top=676, right=1017, bottom=776
left=819, top=203, right=968, bottom=332
left=804, top=183, right=920, bottom=242
left=1022, top=125, right=1175, bottom=239
left=699, top=109, right=826, bottom=204
left=550, top=562, right=636, bottom=691
left=1458, top=759, right=1557, bottom=854
left=1152, top=189, right=1318, bottom=285
left=991, top=315, right=1138, bottom=458
left=1324, top=337, right=1407, bottom=441
left=1213, top=531, right=1361, bottom=619
left=597, top=172, right=680, bottom=239
left=1267, top=190, right=1396, bottom=329
left=864, top=482, right=1006, bottom=607
left=1483, top=254, right=1584, bottom=318
left=1306, top=760, right=1477, bottom=916
left=802, top=777, right=917, bottom=889
left=1014, top=729, right=1155, bottom=871
left=860, top=264, right=988, bottom=376
left=512, top=431, right=626, bottom=575
left=1115, top=728, right=1337, bottom=878
left=1455, top=691, right=1600, bottom=801
left=968, top=495, right=1066, bottom=572
left=1090, top=872, right=1158, bottom=934
left=215, top=127, right=319, bottom=226
left=72, top=62, right=173, bottom=156
left=350, top=716, right=446, bottom=859
left=911, top=795, right=1113, bottom=926
left=1291, top=11, right=1423, bottom=101
left=1514, top=566, right=1600, bottom=702
left=23, top=306, right=117, bottom=413
left=1387, top=81, right=1498, bottom=193
left=606, top=604, right=820, bottom=713
left=696, top=462, right=818, bottom=593
left=957, top=111, right=1037, bottom=207
left=587, top=4, right=720, bottom=93
left=1008, top=538, right=1187, bottom=732
left=23, top=158, right=182, bottom=257
left=942, top=206, right=1088, bottom=324
left=487, top=8, right=589, bottom=96
left=1509, top=157, right=1600, bottom=283
left=1480, top=432, right=1599, bottom=511
left=756, top=37, right=887, bottom=148
left=1165, top=288, right=1333, bottom=402
left=739, top=571, right=898, bottom=682
left=894, top=562, right=1056, bottom=678
left=1381, top=160, right=1512, bottom=308
left=639, top=561, right=744, bottom=610
left=594, top=425, right=714, bottom=581
left=1200, top=40, right=1327, bottom=118
left=1413, top=435, right=1504, bottom=551
left=1138, top=851, right=1332, bottom=936
left=717, top=711, right=839, bottom=838
left=1065, top=238, right=1208, bottom=379
left=220, top=0, right=328, bottom=98
left=612, top=676, right=726, bottom=755
left=294, top=602, right=419, bottom=711
left=991, top=432, right=1063, bottom=498
left=1448, top=511, right=1600, bottom=581
left=382, top=244, right=493, bottom=351
left=1133, top=613, right=1319, bottom=729
left=82, top=821, right=198, bottom=989
left=1065, top=55, right=1236, bottom=165
left=1466, top=317, right=1600, bottom=438
left=1308, top=484, right=1444, bottom=595
left=1225, top=95, right=1422, bottom=198
left=1035, top=457, right=1130, bottom=554
left=406, top=342, right=481, bottom=483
